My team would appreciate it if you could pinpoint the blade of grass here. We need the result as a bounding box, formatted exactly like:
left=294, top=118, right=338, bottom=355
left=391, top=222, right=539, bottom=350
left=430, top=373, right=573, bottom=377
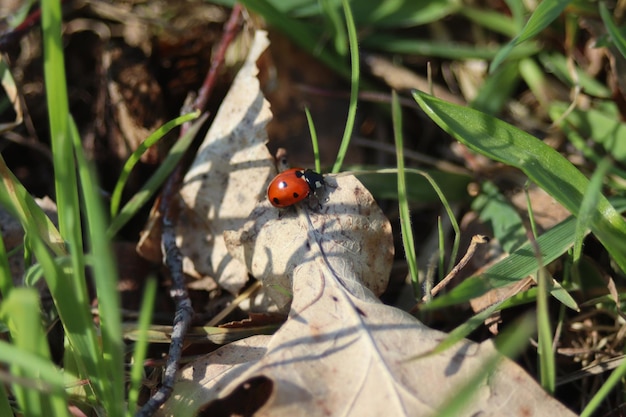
left=458, top=6, right=519, bottom=37
left=0, top=155, right=114, bottom=396
left=375, top=167, right=462, bottom=270
left=538, top=53, right=611, bottom=98
left=600, top=2, right=626, bottom=60
left=0, top=55, right=23, bottom=133
left=0, top=383, right=12, bottom=417
left=0, top=288, right=70, bottom=417
left=0, top=222, right=13, bottom=297
left=42, top=0, right=112, bottom=408
left=331, top=0, right=359, bottom=173
left=69, top=118, right=124, bottom=415
left=356, top=169, right=471, bottom=205
left=550, top=102, right=626, bottom=164
left=523, top=183, right=556, bottom=392
left=391, top=91, right=419, bottom=297
left=0, top=156, right=65, bottom=256
left=127, top=277, right=157, bottom=416
left=413, top=91, right=626, bottom=274
left=437, top=217, right=445, bottom=283
left=42, top=0, right=85, bottom=271
left=320, top=0, right=347, bottom=56
left=571, top=157, right=612, bottom=294
left=491, top=0, right=572, bottom=71
left=304, top=108, right=321, bottom=172
left=110, top=111, right=200, bottom=217
left=362, top=35, right=541, bottom=60
left=0, top=340, right=69, bottom=416
left=108, top=113, right=208, bottom=237
left=529, top=230, right=555, bottom=392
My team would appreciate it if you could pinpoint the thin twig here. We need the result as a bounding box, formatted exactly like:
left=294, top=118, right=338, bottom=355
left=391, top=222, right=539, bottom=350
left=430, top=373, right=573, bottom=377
left=135, top=169, right=192, bottom=417
left=193, top=4, right=243, bottom=114
left=421, top=234, right=489, bottom=302
left=135, top=5, right=243, bottom=416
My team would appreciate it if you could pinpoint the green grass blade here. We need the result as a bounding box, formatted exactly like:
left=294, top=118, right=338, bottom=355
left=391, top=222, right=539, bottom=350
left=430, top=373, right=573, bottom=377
left=550, top=102, right=626, bottom=164
left=42, top=0, right=84, bottom=258
left=491, top=0, right=572, bottom=71
left=304, top=108, right=321, bottom=173
left=0, top=340, right=70, bottom=417
left=412, top=91, right=626, bottom=273
left=536, top=257, right=555, bottom=393
left=391, top=91, right=419, bottom=296
left=513, top=0, right=571, bottom=45
left=0, top=383, right=13, bottom=417
left=356, top=169, right=471, bottom=204
left=41, top=0, right=105, bottom=406
left=374, top=167, right=461, bottom=270
left=110, top=111, right=200, bottom=217
left=600, top=2, right=626, bottom=60
left=472, top=181, right=526, bottom=253
left=320, top=0, right=347, bottom=56
left=538, top=53, right=611, bottom=98
left=470, top=61, right=520, bottom=115
left=362, top=35, right=541, bottom=60
left=331, top=0, right=359, bottom=173
left=574, top=158, right=611, bottom=263
left=0, top=224, right=14, bottom=297
left=69, top=118, right=125, bottom=415
left=108, top=113, right=208, bottom=237
left=0, top=288, right=70, bottom=417
left=0, top=156, right=66, bottom=256
left=127, top=277, right=157, bottom=416
left=459, top=6, right=519, bottom=37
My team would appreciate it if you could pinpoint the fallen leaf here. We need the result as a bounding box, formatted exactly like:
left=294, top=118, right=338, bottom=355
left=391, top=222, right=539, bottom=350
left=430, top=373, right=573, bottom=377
left=224, top=173, right=394, bottom=311
left=174, top=30, right=275, bottom=294
left=160, top=235, right=575, bottom=417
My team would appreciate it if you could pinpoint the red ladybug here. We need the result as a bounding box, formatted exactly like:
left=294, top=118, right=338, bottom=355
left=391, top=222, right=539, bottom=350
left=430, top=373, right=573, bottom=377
left=267, top=168, right=325, bottom=208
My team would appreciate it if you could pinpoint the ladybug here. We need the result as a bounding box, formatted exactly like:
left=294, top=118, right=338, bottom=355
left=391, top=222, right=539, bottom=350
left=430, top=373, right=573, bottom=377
left=267, top=168, right=325, bottom=208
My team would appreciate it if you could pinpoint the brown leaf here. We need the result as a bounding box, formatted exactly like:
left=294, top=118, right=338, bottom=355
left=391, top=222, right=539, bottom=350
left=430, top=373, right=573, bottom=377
left=173, top=30, right=274, bottom=294
left=160, top=258, right=575, bottom=417
left=224, top=173, right=394, bottom=311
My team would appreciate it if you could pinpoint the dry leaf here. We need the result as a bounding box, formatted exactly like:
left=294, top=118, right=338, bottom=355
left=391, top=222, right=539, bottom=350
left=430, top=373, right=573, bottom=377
left=160, top=228, right=574, bottom=417
left=150, top=30, right=274, bottom=294
left=224, top=173, right=394, bottom=311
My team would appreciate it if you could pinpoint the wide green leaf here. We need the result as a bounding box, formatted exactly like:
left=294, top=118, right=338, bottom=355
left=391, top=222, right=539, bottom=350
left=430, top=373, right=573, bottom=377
left=413, top=91, right=626, bottom=273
